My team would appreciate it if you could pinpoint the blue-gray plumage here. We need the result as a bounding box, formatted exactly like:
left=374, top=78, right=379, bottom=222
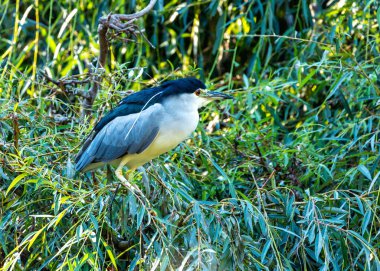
left=93, top=78, right=206, bottom=135
left=75, top=77, right=232, bottom=181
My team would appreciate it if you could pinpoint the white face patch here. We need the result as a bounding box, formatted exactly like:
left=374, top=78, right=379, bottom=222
left=162, top=93, right=212, bottom=112
left=191, top=93, right=212, bottom=108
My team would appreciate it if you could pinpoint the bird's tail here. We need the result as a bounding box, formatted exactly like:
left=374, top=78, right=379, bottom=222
left=75, top=133, right=96, bottom=172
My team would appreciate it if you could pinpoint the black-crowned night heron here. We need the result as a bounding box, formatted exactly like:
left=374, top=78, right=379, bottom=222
left=75, top=77, right=232, bottom=186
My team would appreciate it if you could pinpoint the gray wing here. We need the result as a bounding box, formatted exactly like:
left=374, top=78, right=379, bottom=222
left=75, top=104, right=162, bottom=171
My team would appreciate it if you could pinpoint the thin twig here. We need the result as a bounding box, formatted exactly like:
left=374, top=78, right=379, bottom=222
left=254, top=142, right=271, bottom=174
left=41, top=71, right=94, bottom=98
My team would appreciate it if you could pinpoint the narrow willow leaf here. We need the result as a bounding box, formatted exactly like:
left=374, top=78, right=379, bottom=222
left=368, top=171, right=380, bottom=192
left=243, top=205, right=253, bottom=233
left=337, top=89, right=353, bottom=119
left=358, top=165, right=372, bottom=181
left=57, top=8, right=78, bottom=38
left=76, top=224, right=83, bottom=242
left=102, top=240, right=118, bottom=271
left=159, top=255, right=169, bottom=271
left=299, top=68, right=318, bottom=89
left=66, top=157, right=75, bottom=178
left=90, top=214, right=98, bottom=231
left=325, top=72, right=352, bottom=101
left=212, top=11, right=226, bottom=54
left=307, top=224, right=316, bottom=244
left=258, top=214, right=267, bottom=236
left=361, top=210, right=372, bottom=235
left=6, top=173, right=28, bottom=196
left=54, top=209, right=67, bottom=228
left=271, top=226, right=301, bottom=239
left=354, top=195, right=364, bottom=214
left=28, top=227, right=45, bottom=250
left=129, top=253, right=140, bottom=271
left=193, top=202, right=201, bottom=228
left=261, top=239, right=271, bottom=262
left=53, top=192, right=61, bottom=215
left=315, top=231, right=323, bottom=260
left=136, top=206, right=145, bottom=228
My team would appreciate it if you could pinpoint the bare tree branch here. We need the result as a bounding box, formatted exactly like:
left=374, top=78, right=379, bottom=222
left=42, top=71, right=93, bottom=88
left=41, top=71, right=96, bottom=99
left=115, top=0, right=157, bottom=20
left=82, top=0, right=158, bottom=117
left=42, top=0, right=157, bottom=117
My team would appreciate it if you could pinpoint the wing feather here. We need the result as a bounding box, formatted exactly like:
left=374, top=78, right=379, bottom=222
left=75, top=104, right=162, bottom=171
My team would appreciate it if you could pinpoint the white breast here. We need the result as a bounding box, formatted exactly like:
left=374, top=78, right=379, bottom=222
left=125, top=93, right=200, bottom=169
left=154, top=93, right=200, bottom=150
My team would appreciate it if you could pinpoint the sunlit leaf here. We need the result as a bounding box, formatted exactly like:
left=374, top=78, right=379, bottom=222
left=6, top=173, right=28, bottom=196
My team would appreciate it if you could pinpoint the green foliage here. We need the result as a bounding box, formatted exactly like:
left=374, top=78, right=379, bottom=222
left=1, top=0, right=380, bottom=270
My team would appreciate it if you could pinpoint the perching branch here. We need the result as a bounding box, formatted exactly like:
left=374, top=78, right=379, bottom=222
left=82, top=0, right=158, bottom=117
left=43, top=0, right=157, bottom=117
left=41, top=71, right=95, bottom=98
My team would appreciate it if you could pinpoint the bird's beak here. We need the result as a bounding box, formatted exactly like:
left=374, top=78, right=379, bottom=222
left=201, top=91, right=234, bottom=100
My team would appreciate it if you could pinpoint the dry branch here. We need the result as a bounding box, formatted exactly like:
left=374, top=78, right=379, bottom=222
left=41, top=71, right=95, bottom=99
left=43, top=0, right=157, bottom=117
left=82, top=0, right=158, bottom=117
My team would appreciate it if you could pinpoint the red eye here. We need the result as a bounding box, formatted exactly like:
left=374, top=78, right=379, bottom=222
left=195, top=89, right=201, bottom=96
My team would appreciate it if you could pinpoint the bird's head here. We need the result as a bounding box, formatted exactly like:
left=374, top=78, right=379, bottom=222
left=193, top=88, right=234, bottom=107
left=162, top=77, right=233, bottom=109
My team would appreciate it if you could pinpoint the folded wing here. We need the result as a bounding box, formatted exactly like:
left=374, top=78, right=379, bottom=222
left=75, top=104, right=161, bottom=172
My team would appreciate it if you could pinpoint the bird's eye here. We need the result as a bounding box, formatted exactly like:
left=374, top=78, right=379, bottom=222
left=195, top=89, right=201, bottom=96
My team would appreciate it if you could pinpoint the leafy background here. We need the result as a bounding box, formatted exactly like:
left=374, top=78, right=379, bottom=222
left=1, top=0, right=380, bottom=270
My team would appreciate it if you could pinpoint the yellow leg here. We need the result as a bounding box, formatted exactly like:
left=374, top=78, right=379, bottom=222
left=115, top=159, right=151, bottom=208
left=115, top=167, right=137, bottom=193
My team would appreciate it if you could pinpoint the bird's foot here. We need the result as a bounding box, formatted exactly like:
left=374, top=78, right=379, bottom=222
left=115, top=169, right=151, bottom=209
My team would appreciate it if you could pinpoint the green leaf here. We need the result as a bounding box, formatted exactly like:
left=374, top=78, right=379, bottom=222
left=368, top=171, right=380, bottom=192
left=102, top=240, right=118, bottom=270
left=361, top=210, right=372, bottom=235
left=315, top=231, right=323, bottom=260
left=6, top=173, right=28, bottom=196
left=337, top=89, right=353, bottom=119
left=136, top=206, right=145, bottom=228
left=271, top=226, right=301, bottom=239
left=325, top=72, right=352, bottom=101
left=28, top=226, right=45, bottom=250
left=54, top=209, right=67, bottom=228
left=299, top=68, right=318, bottom=90
left=261, top=239, right=271, bottom=262
left=193, top=202, right=201, bottom=228
left=258, top=214, right=267, bottom=236
left=212, top=11, right=226, bottom=54
left=358, top=165, right=372, bottom=181
left=90, top=214, right=98, bottom=231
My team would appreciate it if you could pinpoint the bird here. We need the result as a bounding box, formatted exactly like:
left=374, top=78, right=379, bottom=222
left=75, top=77, right=233, bottom=187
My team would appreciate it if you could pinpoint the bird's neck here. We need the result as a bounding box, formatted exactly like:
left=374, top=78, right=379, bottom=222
left=162, top=94, right=200, bottom=114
